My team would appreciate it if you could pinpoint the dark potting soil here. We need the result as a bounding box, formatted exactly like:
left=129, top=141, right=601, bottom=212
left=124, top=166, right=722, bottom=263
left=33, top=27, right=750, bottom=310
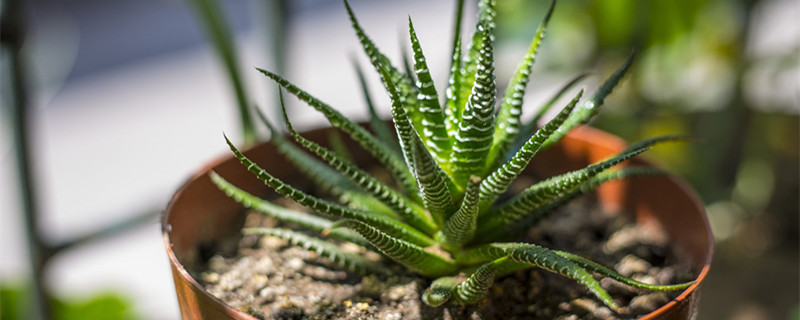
left=191, top=195, right=695, bottom=320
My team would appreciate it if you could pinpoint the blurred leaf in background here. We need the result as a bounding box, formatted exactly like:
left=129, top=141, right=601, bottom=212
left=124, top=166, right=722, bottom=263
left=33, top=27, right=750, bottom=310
left=496, top=0, right=798, bottom=319
left=1, top=283, right=136, bottom=320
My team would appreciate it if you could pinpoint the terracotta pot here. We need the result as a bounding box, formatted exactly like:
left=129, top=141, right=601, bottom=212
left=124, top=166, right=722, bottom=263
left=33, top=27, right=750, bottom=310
left=162, top=125, right=713, bottom=319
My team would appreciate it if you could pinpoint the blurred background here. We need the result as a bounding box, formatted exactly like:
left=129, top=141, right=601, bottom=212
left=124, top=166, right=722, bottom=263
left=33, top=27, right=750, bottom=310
left=1, top=0, right=797, bottom=319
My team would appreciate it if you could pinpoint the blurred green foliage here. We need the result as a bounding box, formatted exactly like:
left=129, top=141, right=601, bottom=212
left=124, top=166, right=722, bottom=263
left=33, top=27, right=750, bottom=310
left=496, top=0, right=797, bottom=238
left=1, top=284, right=135, bottom=320
left=496, top=0, right=798, bottom=318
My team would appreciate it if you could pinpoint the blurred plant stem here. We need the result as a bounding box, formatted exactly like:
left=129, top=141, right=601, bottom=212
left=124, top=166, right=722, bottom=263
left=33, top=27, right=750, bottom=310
left=1, top=0, right=51, bottom=317
left=188, top=0, right=257, bottom=146
left=2, top=1, right=167, bottom=318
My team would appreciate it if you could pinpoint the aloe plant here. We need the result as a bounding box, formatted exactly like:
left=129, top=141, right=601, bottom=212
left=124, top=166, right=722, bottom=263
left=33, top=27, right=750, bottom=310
left=211, top=0, right=693, bottom=312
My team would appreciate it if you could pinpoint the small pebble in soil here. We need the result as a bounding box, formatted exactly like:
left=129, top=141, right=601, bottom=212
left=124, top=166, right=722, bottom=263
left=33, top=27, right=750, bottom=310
left=629, top=292, right=670, bottom=314
left=201, top=272, right=219, bottom=284
left=285, top=257, right=304, bottom=271
left=616, top=254, right=652, bottom=276
left=253, top=274, right=269, bottom=289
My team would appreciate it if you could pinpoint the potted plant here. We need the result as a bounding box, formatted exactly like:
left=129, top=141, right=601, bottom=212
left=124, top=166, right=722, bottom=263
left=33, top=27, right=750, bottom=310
left=163, top=0, right=713, bottom=319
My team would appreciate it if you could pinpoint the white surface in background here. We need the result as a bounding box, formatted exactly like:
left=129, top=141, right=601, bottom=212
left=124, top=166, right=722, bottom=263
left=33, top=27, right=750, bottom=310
left=1, top=1, right=458, bottom=318
left=31, top=45, right=238, bottom=318
left=744, top=0, right=800, bottom=113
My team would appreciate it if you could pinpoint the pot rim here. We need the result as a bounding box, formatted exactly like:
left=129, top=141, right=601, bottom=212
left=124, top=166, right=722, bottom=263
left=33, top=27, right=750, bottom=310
left=162, top=148, right=258, bottom=319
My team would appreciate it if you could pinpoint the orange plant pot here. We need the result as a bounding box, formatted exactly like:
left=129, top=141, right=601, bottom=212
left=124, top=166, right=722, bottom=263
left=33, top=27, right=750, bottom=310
left=162, top=125, right=713, bottom=319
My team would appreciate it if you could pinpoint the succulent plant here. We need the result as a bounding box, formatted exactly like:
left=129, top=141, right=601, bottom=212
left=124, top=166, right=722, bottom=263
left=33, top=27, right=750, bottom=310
left=211, top=0, right=693, bottom=312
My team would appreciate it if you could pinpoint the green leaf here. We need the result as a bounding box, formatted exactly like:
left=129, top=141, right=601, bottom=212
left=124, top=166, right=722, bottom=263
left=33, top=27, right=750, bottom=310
left=543, top=52, right=635, bottom=148
left=188, top=0, right=256, bottom=145
left=449, top=0, right=466, bottom=68
left=422, top=277, right=459, bottom=307
left=523, top=73, right=590, bottom=139
left=256, top=68, right=418, bottom=197
left=223, top=134, right=435, bottom=247
left=505, top=72, right=590, bottom=164
left=326, top=130, right=355, bottom=164
left=279, top=99, right=437, bottom=234
left=422, top=256, right=510, bottom=307
left=450, top=0, right=497, bottom=187
left=352, top=58, right=398, bottom=152
left=478, top=89, right=583, bottom=212
left=487, top=0, right=555, bottom=171
left=344, top=0, right=422, bottom=132
left=480, top=136, right=684, bottom=237
left=482, top=139, right=656, bottom=232
left=623, top=134, right=689, bottom=152
left=436, top=176, right=481, bottom=250
left=244, top=227, right=388, bottom=275
left=210, top=171, right=370, bottom=246
left=408, top=17, right=451, bottom=164
left=400, top=37, right=416, bottom=83
left=481, top=167, right=668, bottom=241
left=445, top=36, right=464, bottom=137
left=555, top=251, right=694, bottom=291
left=255, top=106, right=397, bottom=216
left=377, top=66, right=425, bottom=199
left=452, top=256, right=508, bottom=304
left=329, top=219, right=460, bottom=277
left=455, top=243, right=619, bottom=311
left=444, top=0, right=466, bottom=137
left=409, top=128, right=456, bottom=227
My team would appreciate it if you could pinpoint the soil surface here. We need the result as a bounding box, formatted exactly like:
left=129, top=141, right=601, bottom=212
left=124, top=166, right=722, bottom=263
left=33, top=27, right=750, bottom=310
left=191, top=195, right=695, bottom=320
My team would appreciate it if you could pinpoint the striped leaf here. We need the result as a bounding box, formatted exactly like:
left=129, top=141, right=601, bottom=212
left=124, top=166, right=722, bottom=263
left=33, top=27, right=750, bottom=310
left=344, top=0, right=422, bottom=131
left=329, top=219, right=460, bottom=277
left=352, top=58, right=398, bottom=151
left=450, top=0, right=497, bottom=187
left=478, top=89, right=583, bottom=212
left=449, top=0, right=467, bottom=68
left=555, top=251, right=694, bottom=291
left=244, top=227, right=387, bottom=275
left=454, top=0, right=496, bottom=133
left=223, top=134, right=436, bottom=247
left=256, top=105, right=397, bottom=217
left=256, top=68, right=418, bottom=197
left=436, top=176, right=481, bottom=250
left=456, top=243, right=619, bottom=311
left=479, top=167, right=668, bottom=241
left=444, top=0, right=466, bottom=136
left=506, top=72, right=589, bottom=162
left=487, top=0, right=555, bottom=172
left=445, top=36, right=464, bottom=137
left=523, top=73, right=590, bottom=139
left=257, top=107, right=356, bottom=195
left=422, top=277, right=459, bottom=307
left=422, top=257, right=510, bottom=307
left=543, top=52, right=636, bottom=148
left=379, top=66, right=420, bottom=189
left=453, top=256, right=507, bottom=304
left=409, top=129, right=456, bottom=227
left=211, top=172, right=370, bottom=247
left=279, top=99, right=437, bottom=234
left=408, top=17, right=451, bottom=164
left=480, top=146, right=651, bottom=232
left=479, top=136, right=681, bottom=235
